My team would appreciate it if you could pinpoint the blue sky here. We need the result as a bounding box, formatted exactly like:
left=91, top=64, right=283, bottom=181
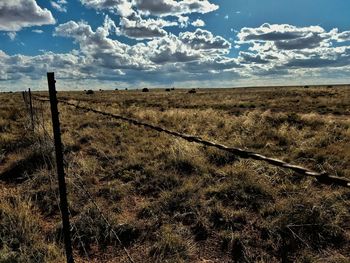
left=1, top=0, right=350, bottom=91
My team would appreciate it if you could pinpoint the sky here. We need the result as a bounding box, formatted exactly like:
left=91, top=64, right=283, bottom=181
left=0, top=0, right=350, bottom=91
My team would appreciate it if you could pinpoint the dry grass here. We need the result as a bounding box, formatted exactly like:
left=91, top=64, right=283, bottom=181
left=0, top=85, right=349, bottom=262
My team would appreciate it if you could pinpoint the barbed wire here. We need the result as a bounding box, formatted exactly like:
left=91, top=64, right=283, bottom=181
left=33, top=95, right=350, bottom=188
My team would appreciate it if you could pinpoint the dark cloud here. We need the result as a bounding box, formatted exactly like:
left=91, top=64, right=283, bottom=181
left=80, top=0, right=218, bottom=17
left=134, top=0, right=218, bottom=16
left=239, top=52, right=269, bottom=64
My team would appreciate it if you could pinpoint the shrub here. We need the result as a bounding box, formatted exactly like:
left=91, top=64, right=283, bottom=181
left=188, top=89, right=196, bottom=94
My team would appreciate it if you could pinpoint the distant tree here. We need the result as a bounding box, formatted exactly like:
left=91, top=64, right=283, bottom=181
left=142, top=88, right=149, bottom=92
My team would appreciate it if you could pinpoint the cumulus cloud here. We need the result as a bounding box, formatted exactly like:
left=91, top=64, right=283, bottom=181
left=51, top=0, right=68, bottom=13
left=0, top=50, right=86, bottom=82
left=0, top=0, right=55, bottom=31
left=191, top=19, right=205, bottom=27
left=118, top=14, right=176, bottom=39
left=235, top=23, right=350, bottom=73
left=336, top=31, right=350, bottom=42
left=54, top=20, right=154, bottom=70
left=146, top=33, right=201, bottom=64
left=7, top=32, right=16, bottom=41
left=32, top=29, right=44, bottom=34
left=179, top=29, right=231, bottom=51
left=80, top=0, right=218, bottom=17
left=38, top=17, right=238, bottom=86
left=80, top=0, right=135, bottom=17
left=54, top=17, right=233, bottom=69
left=134, top=0, right=218, bottom=16
left=178, top=15, right=190, bottom=28
left=237, top=23, right=336, bottom=50
left=78, top=0, right=218, bottom=40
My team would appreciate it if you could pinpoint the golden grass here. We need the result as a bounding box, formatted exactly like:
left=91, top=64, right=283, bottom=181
left=0, top=85, right=349, bottom=262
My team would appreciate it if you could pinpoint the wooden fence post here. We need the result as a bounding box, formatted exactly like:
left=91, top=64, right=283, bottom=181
left=23, top=90, right=29, bottom=111
left=28, top=88, right=34, bottom=131
left=47, top=72, right=74, bottom=263
left=22, top=91, right=26, bottom=107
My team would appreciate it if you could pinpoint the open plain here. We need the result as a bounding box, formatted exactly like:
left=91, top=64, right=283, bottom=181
left=0, top=85, right=349, bottom=262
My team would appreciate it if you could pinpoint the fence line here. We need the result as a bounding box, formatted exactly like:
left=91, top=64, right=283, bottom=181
left=47, top=73, right=75, bottom=263
left=35, top=120, right=91, bottom=261
left=27, top=90, right=135, bottom=263
left=33, top=95, right=350, bottom=188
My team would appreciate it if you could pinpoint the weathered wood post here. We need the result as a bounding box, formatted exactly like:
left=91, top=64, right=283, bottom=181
left=28, top=88, right=34, bottom=131
left=47, top=72, right=74, bottom=263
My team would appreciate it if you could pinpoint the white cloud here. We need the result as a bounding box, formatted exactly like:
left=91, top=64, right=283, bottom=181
left=7, top=32, right=16, bottom=41
left=54, top=20, right=154, bottom=70
left=80, top=0, right=135, bottom=17
left=237, top=23, right=336, bottom=50
left=0, top=0, right=55, bottom=31
left=335, top=30, right=350, bottom=42
left=32, top=29, right=44, bottom=34
left=52, top=19, right=236, bottom=79
left=0, top=50, right=86, bottom=83
left=118, top=14, right=176, bottom=39
left=179, top=29, right=231, bottom=51
left=235, top=23, right=350, bottom=74
left=78, top=0, right=217, bottom=40
left=51, top=0, right=68, bottom=12
left=191, top=19, right=205, bottom=27
left=178, top=15, right=190, bottom=28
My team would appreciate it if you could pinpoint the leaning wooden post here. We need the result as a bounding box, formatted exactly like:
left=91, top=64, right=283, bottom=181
left=22, top=91, right=26, bottom=107
left=28, top=88, right=34, bottom=131
left=47, top=72, right=74, bottom=263
left=23, top=90, right=29, bottom=111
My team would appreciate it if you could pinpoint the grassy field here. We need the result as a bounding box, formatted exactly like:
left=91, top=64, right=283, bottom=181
left=0, top=85, right=349, bottom=262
